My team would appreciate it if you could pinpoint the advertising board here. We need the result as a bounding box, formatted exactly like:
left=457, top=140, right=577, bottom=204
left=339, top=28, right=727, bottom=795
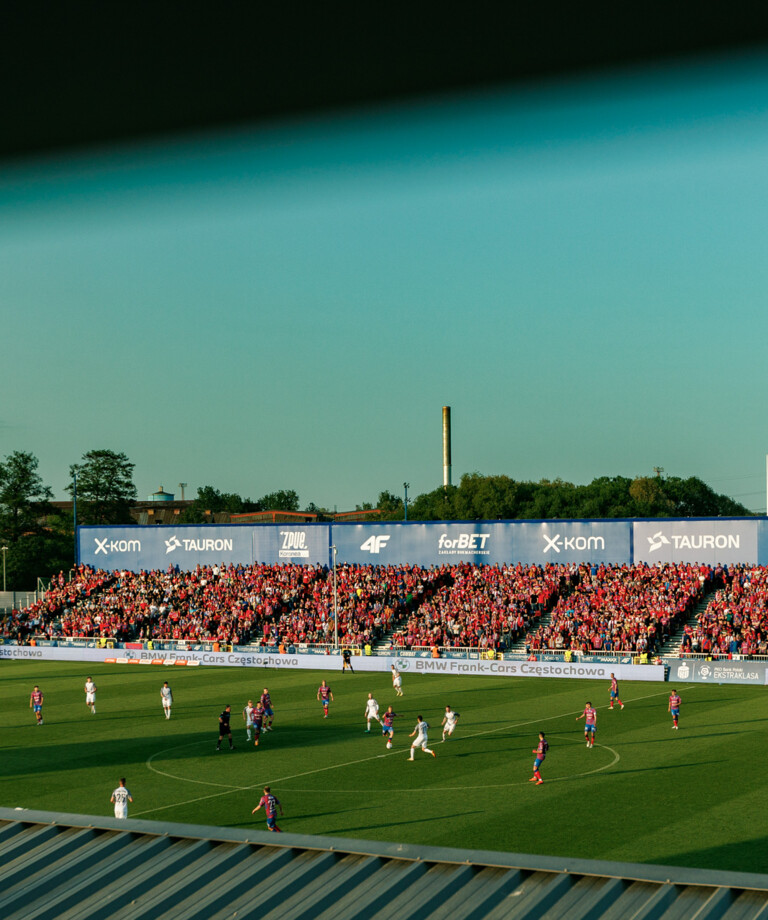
left=0, top=643, right=664, bottom=680
left=510, top=521, right=630, bottom=565
left=665, top=658, right=767, bottom=685
left=634, top=520, right=757, bottom=565
left=78, top=524, right=331, bottom=571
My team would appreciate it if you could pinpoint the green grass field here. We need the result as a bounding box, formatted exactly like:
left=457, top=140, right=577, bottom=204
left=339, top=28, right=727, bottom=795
left=2, top=659, right=767, bottom=874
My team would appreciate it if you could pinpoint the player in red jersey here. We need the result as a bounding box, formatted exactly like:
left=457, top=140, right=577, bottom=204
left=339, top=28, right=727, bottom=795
left=576, top=701, right=597, bottom=747
left=609, top=673, right=624, bottom=710
left=251, top=786, right=283, bottom=832
left=317, top=680, right=334, bottom=717
left=260, top=688, right=274, bottom=731
left=381, top=705, right=401, bottom=746
left=30, top=686, right=44, bottom=725
left=668, top=690, right=681, bottom=729
left=530, top=731, right=548, bottom=785
left=252, top=701, right=266, bottom=747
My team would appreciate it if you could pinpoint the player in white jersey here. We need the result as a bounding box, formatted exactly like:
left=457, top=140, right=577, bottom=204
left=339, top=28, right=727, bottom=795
left=408, top=715, right=436, bottom=761
left=364, top=693, right=381, bottom=732
left=111, top=777, right=133, bottom=819
left=161, top=682, right=173, bottom=719
left=391, top=664, right=403, bottom=696
left=441, top=706, right=460, bottom=741
left=243, top=700, right=255, bottom=740
left=84, top=677, right=97, bottom=714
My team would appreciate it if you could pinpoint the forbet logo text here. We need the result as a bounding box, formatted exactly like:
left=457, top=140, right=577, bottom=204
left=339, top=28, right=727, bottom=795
left=437, top=533, right=490, bottom=555
left=361, top=535, right=391, bottom=554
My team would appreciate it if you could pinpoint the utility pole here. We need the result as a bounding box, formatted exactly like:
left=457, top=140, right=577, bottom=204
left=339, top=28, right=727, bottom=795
left=73, top=471, right=78, bottom=565
left=332, top=544, right=338, bottom=650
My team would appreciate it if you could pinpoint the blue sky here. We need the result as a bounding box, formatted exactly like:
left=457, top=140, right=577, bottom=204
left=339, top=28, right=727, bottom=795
left=3, top=52, right=768, bottom=511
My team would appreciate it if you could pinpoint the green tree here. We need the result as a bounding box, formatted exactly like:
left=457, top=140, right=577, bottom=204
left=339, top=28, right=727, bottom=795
left=629, top=476, right=674, bottom=517
left=661, top=476, right=751, bottom=517
left=257, top=489, right=300, bottom=512
left=68, top=450, right=137, bottom=525
left=375, top=490, right=405, bottom=520
left=4, top=531, right=72, bottom=590
left=453, top=473, right=520, bottom=519
left=178, top=485, right=258, bottom=523
left=0, top=451, right=53, bottom=543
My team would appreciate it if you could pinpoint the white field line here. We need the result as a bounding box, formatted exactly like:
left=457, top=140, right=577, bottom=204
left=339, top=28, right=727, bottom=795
left=135, top=684, right=690, bottom=817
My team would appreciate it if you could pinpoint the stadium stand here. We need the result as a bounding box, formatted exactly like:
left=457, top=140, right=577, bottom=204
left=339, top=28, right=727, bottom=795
left=1, top=560, right=749, bottom=659
left=683, top=564, right=768, bottom=657
left=525, top=563, right=724, bottom=656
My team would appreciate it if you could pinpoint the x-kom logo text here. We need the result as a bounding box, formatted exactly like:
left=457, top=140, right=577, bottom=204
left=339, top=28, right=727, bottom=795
left=543, top=534, right=605, bottom=554
left=361, top=535, right=390, bottom=554
left=94, top=538, right=141, bottom=555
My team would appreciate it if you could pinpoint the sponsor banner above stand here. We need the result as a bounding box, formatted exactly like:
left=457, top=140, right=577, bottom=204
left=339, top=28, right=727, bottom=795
left=333, top=522, right=515, bottom=566
left=0, top=643, right=664, bottom=681
left=253, top=526, right=330, bottom=565
left=634, top=520, right=757, bottom=565
left=665, top=658, right=768, bottom=685
left=511, top=521, right=630, bottom=565
left=78, top=524, right=331, bottom=571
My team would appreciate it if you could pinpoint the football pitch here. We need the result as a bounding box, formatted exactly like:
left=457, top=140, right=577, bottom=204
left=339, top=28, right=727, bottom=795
left=2, top=660, right=768, bottom=874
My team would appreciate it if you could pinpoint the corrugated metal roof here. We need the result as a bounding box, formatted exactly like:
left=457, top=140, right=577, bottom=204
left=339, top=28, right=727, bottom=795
left=1, top=807, right=767, bottom=919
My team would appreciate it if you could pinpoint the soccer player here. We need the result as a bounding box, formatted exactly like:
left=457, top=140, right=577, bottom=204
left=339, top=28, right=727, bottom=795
left=216, top=705, right=234, bottom=751
left=381, top=705, right=401, bottom=744
left=317, top=680, right=333, bottom=717
left=243, top=700, right=255, bottom=741
left=609, top=673, right=624, bottom=710
left=251, top=785, right=283, bottom=832
left=408, top=715, right=436, bottom=761
left=84, top=677, right=97, bottom=714
left=530, top=731, right=548, bottom=785
left=111, top=778, right=133, bottom=819
left=342, top=648, right=354, bottom=673
left=576, top=701, right=597, bottom=747
left=161, top=682, right=173, bottom=719
left=391, top=664, right=403, bottom=696
left=252, top=700, right=265, bottom=747
left=668, top=689, right=681, bottom=729
left=30, top=686, right=44, bottom=725
left=260, top=688, right=274, bottom=731
left=441, top=706, right=460, bottom=741
left=364, top=693, right=381, bottom=732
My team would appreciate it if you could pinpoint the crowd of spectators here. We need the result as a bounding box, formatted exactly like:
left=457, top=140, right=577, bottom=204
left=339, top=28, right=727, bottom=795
left=526, top=562, right=724, bottom=655
left=5, top=560, right=758, bottom=658
left=681, top=565, right=768, bottom=656
left=0, top=562, right=447, bottom=649
left=389, top=562, right=575, bottom=651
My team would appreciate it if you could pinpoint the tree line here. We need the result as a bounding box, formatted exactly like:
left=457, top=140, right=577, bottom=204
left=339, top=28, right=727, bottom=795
left=0, top=449, right=753, bottom=590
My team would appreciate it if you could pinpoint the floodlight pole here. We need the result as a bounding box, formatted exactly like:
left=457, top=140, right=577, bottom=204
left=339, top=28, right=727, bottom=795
left=403, top=482, right=410, bottom=521
left=73, top=471, right=78, bottom=565
left=332, top=544, right=339, bottom=651
left=1, top=545, right=7, bottom=593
